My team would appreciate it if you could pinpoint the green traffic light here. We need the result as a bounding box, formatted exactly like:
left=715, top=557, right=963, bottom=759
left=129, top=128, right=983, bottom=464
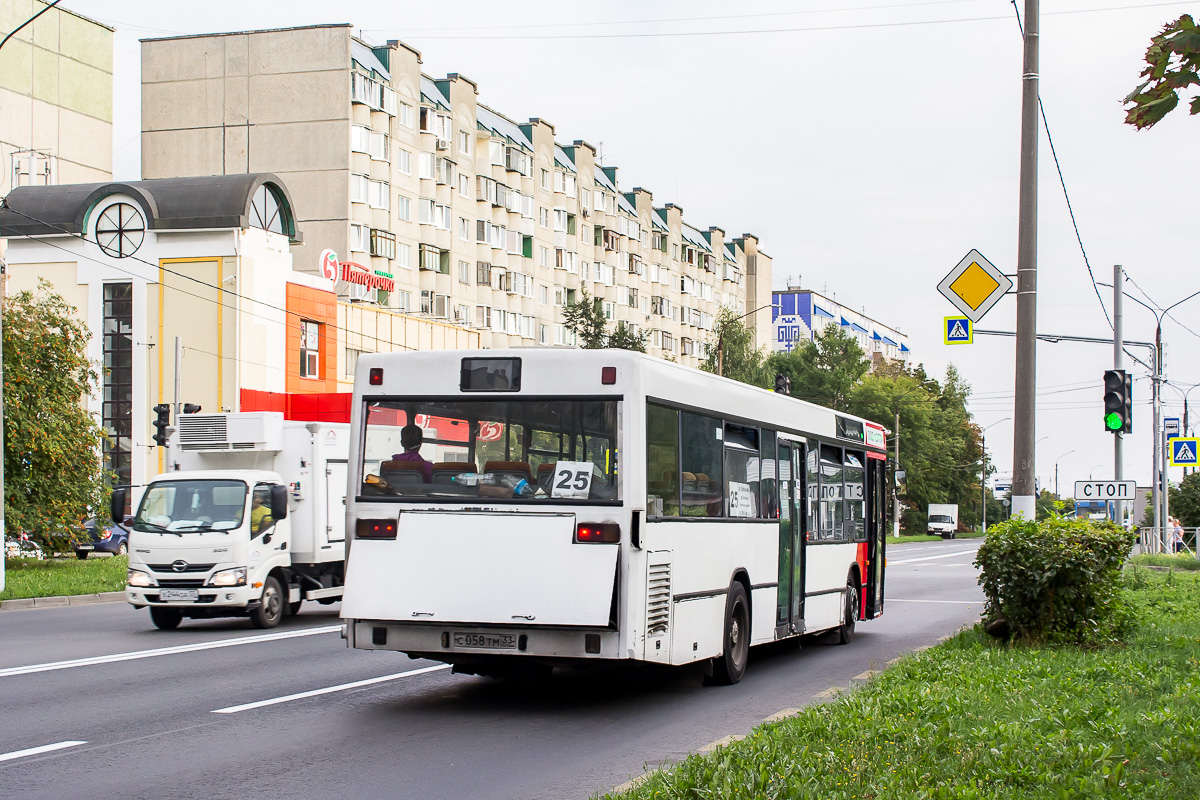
left=1104, top=412, right=1123, bottom=431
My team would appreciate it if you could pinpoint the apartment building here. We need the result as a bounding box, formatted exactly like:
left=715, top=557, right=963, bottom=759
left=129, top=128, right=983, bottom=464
left=140, top=24, right=772, bottom=377
left=0, top=1, right=112, bottom=197
left=771, top=286, right=910, bottom=368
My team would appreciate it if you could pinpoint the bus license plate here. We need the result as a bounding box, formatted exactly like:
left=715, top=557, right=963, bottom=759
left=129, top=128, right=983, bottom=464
left=451, top=632, right=517, bottom=650
left=160, top=589, right=198, bottom=602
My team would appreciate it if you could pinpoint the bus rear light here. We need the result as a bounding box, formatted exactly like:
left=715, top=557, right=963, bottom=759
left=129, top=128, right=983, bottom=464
left=369, top=367, right=383, bottom=385
left=575, top=522, right=620, bottom=543
left=357, top=518, right=397, bottom=539
left=601, top=367, right=616, bottom=385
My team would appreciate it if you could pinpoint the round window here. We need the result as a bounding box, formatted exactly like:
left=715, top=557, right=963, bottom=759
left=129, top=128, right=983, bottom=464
left=95, top=203, right=145, bottom=258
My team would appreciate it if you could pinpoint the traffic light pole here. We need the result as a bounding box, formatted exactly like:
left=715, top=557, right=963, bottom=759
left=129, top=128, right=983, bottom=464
left=1113, top=266, right=1124, bottom=526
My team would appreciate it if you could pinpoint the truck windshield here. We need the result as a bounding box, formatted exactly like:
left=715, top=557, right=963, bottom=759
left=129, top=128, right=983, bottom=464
left=929, top=515, right=952, bottom=524
left=134, top=480, right=248, bottom=532
left=360, top=398, right=619, bottom=502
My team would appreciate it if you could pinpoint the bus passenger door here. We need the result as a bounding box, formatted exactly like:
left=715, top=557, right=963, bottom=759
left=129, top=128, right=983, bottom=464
left=775, top=442, right=803, bottom=637
left=864, top=455, right=887, bottom=618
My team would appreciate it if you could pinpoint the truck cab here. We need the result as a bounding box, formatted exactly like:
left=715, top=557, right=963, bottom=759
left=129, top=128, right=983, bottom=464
left=122, top=470, right=293, bottom=629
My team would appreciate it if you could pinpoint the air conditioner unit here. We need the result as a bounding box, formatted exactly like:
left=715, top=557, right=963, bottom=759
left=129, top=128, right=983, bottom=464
left=435, top=140, right=449, bottom=151
left=581, top=207, right=590, bottom=218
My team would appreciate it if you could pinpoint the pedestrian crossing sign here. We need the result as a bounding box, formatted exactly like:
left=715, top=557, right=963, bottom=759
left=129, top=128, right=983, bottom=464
left=1170, top=437, right=1199, bottom=466
left=944, top=316, right=973, bottom=345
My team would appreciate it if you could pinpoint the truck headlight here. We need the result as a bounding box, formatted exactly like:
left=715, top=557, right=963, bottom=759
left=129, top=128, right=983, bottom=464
left=127, top=569, right=157, bottom=588
left=207, top=567, right=247, bottom=587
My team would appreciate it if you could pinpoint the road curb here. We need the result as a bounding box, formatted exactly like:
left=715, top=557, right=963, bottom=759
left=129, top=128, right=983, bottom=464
left=0, top=590, right=126, bottom=611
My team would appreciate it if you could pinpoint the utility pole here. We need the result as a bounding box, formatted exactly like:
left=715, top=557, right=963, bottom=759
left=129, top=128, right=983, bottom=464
left=1113, top=265, right=1124, bottom=527
left=893, top=407, right=901, bottom=537
left=1011, top=0, right=1040, bottom=521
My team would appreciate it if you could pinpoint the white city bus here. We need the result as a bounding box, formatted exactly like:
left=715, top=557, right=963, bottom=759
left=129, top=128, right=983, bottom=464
left=341, top=349, right=888, bottom=684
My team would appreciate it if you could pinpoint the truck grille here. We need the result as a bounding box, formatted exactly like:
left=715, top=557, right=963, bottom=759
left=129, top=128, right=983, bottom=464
left=155, top=578, right=205, bottom=588
left=148, top=563, right=214, bottom=573
left=646, top=562, right=671, bottom=635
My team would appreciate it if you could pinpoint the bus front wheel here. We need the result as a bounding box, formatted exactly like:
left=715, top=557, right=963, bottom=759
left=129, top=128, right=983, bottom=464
left=706, top=581, right=750, bottom=685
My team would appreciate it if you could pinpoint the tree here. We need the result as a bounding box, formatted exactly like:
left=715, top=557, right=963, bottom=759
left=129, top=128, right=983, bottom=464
left=700, top=306, right=769, bottom=388
left=1168, top=472, right=1200, bottom=527
left=562, top=287, right=607, bottom=349
left=1123, top=14, right=1200, bottom=129
left=4, top=281, right=110, bottom=550
left=765, top=325, right=870, bottom=412
left=606, top=320, right=647, bottom=352
left=562, top=288, right=648, bottom=351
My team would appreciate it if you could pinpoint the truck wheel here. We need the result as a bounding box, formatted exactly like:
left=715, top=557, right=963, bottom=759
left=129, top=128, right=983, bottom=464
left=705, top=581, right=750, bottom=686
left=150, top=607, right=182, bottom=630
left=250, top=576, right=284, bottom=629
left=837, top=580, right=859, bottom=645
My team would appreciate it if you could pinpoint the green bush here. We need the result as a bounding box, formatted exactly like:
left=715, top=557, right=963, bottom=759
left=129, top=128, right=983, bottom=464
left=975, top=513, right=1136, bottom=644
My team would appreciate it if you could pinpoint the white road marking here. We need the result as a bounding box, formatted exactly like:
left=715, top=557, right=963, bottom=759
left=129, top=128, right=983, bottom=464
left=212, top=664, right=451, bottom=714
left=889, top=550, right=978, bottom=565
left=0, top=625, right=342, bottom=679
left=0, top=741, right=87, bottom=763
left=888, top=598, right=979, bottom=605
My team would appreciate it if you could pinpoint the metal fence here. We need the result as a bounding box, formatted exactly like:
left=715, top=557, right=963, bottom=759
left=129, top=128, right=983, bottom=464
left=1136, top=526, right=1198, bottom=557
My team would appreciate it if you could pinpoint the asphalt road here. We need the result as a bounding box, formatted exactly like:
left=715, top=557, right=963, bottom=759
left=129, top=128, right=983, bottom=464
left=0, top=539, right=984, bottom=800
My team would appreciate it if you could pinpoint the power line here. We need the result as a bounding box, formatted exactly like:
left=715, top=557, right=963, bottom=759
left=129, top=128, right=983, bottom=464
left=384, top=1, right=1193, bottom=40
left=1, top=205, right=428, bottom=359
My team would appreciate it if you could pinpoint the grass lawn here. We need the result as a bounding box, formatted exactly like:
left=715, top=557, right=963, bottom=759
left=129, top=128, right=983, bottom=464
left=892, top=530, right=986, bottom=545
left=603, top=567, right=1200, bottom=799
left=1, top=555, right=128, bottom=601
left=1129, top=552, right=1200, bottom=570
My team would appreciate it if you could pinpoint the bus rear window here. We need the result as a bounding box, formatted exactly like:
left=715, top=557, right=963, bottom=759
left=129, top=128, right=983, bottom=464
left=360, top=399, right=619, bottom=502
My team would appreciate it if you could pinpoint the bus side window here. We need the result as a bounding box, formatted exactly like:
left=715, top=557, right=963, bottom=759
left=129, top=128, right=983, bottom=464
left=807, top=442, right=821, bottom=539
left=681, top=411, right=722, bottom=518
left=760, top=429, right=778, bottom=519
left=646, top=403, right=679, bottom=517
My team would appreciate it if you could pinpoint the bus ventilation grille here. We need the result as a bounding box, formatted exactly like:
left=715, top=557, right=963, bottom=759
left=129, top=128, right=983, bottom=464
left=646, top=562, right=671, bottom=635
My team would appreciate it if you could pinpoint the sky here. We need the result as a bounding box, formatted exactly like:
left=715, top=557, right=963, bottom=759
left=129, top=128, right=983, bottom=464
left=63, top=0, right=1200, bottom=497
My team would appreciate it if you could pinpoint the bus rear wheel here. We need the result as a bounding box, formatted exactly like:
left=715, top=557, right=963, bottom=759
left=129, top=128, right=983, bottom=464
left=837, top=580, right=858, bottom=645
left=707, top=581, right=750, bottom=685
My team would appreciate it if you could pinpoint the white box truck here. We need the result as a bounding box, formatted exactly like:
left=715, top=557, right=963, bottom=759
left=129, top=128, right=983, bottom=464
left=927, top=504, right=959, bottom=538
left=113, top=412, right=350, bottom=630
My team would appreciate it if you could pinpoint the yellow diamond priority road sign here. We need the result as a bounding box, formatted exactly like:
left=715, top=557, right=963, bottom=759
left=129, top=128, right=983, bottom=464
left=937, top=249, right=1013, bottom=323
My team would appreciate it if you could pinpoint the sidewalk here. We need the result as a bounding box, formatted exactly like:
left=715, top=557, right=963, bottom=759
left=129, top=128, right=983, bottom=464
left=0, top=591, right=126, bottom=611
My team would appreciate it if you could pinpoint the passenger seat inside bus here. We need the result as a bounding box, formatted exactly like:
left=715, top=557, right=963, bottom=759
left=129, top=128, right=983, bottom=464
left=430, top=462, right=467, bottom=484
left=380, top=460, right=428, bottom=486
left=483, top=460, right=533, bottom=484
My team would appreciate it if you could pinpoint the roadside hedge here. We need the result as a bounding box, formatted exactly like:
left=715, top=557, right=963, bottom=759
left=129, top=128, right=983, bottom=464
left=975, top=514, right=1136, bottom=644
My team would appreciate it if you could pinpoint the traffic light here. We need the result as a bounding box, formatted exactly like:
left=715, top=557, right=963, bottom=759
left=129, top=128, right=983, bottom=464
left=774, top=373, right=791, bottom=395
left=1102, top=369, right=1131, bottom=434
left=182, top=403, right=202, bottom=414
left=152, top=403, right=171, bottom=447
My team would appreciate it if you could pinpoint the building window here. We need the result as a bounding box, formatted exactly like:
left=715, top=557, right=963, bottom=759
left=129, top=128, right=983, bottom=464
left=397, top=243, right=411, bottom=270
left=459, top=260, right=471, bottom=284
left=420, top=244, right=448, bottom=273
left=102, top=283, right=133, bottom=491
left=397, top=149, right=412, bottom=175
left=476, top=261, right=492, bottom=285
left=350, top=223, right=368, bottom=253
left=396, top=290, right=411, bottom=312
left=396, top=195, right=411, bottom=222
left=369, top=228, right=396, bottom=259
left=539, top=207, right=549, bottom=228
left=300, top=320, right=321, bottom=379
left=459, top=129, right=471, bottom=155
left=344, top=348, right=362, bottom=379
left=398, top=102, right=412, bottom=128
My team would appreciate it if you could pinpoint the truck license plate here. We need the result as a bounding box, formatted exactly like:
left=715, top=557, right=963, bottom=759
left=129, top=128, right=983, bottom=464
left=451, top=632, right=517, bottom=650
left=160, top=589, right=198, bottom=602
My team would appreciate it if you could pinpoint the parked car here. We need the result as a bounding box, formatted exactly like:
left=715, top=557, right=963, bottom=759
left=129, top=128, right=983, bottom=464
left=74, top=518, right=131, bottom=559
left=5, top=534, right=45, bottom=560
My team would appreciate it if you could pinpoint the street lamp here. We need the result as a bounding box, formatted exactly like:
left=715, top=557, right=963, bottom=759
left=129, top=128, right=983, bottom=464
left=1054, top=449, right=1076, bottom=498
left=981, top=418, right=1011, bottom=534
left=715, top=302, right=778, bottom=378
